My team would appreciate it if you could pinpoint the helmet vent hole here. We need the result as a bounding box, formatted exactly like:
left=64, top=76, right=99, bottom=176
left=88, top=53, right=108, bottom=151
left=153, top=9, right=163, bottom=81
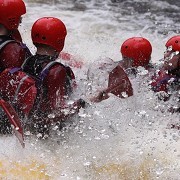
left=175, top=40, right=178, bottom=43
left=8, top=18, right=16, bottom=25
left=57, top=40, right=62, bottom=44
left=42, top=36, right=46, bottom=40
left=125, top=46, right=128, bottom=49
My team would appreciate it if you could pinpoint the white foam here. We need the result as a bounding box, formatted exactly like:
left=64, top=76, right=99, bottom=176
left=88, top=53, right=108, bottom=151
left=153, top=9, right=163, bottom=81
left=1, top=1, right=179, bottom=179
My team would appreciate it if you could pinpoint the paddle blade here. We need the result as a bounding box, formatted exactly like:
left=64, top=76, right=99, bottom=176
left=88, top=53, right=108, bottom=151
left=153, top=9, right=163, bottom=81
left=0, top=99, right=25, bottom=148
left=108, top=65, right=133, bottom=98
left=59, top=52, right=84, bottom=68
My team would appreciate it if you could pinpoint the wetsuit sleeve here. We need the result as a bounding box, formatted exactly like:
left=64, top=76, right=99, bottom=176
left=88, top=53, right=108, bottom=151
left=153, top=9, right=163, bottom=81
left=65, top=66, right=77, bottom=89
left=45, top=65, right=67, bottom=110
left=151, top=53, right=179, bottom=95
left=151, top=70, right=172, bottom=93
left=163, top=55, right=179, bottom=72
left=44, top=65, right=83, bottom=122
left=0, top=42, right=27, bottom=69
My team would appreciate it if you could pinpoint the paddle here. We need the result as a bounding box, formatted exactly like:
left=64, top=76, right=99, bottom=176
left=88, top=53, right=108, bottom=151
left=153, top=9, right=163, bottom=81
left=89, top=65, right=133, bottom=102
left=0, top=99, right=25, bottom=148
left=59, top=52, right=84, bottom=68
left=108, top=65, right=133, bottom=96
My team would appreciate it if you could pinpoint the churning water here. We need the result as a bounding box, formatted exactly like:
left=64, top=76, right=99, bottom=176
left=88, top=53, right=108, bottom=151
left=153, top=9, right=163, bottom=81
left=0, top=0, right=179, bottom=179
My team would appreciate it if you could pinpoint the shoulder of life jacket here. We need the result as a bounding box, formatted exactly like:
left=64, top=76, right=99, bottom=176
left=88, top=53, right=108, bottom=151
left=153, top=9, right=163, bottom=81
left=0, top=38, right=32, bottom=74
left=46, top=62, right=76, bottom=94
left=0, top=68, right=37, bottom=117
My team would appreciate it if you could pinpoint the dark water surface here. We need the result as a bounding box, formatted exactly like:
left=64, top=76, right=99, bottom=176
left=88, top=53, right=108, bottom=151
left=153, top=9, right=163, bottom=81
left=26, top=0, right=180, bottom=35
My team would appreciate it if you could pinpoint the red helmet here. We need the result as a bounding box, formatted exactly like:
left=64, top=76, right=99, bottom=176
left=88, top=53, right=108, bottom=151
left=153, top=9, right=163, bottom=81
left=31, top=17, right=67, bottom=52
left=120, top=37, right=152, bottom=67
left=165, top=35, right=180, bottom=52
left=0, top=0, right=26, bottom=30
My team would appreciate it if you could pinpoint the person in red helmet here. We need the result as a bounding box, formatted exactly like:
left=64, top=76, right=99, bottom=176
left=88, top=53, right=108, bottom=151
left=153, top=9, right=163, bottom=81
left=20, top=17, right=85, bottom=137
left=151, top=35, right=179, bottom=110
left=0, top=0, right=31, bottom=73
left=0, top=0, right=31, bottom=135
left=163, top=35, right=180, bottom=77
left=89, top=37, right=152, bottom=103
left=120, top=37, right=152, bottom=69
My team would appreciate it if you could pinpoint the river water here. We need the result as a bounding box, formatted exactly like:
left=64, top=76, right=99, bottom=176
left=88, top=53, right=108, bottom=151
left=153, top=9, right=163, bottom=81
left=0, top=0, right=179, bottom=179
